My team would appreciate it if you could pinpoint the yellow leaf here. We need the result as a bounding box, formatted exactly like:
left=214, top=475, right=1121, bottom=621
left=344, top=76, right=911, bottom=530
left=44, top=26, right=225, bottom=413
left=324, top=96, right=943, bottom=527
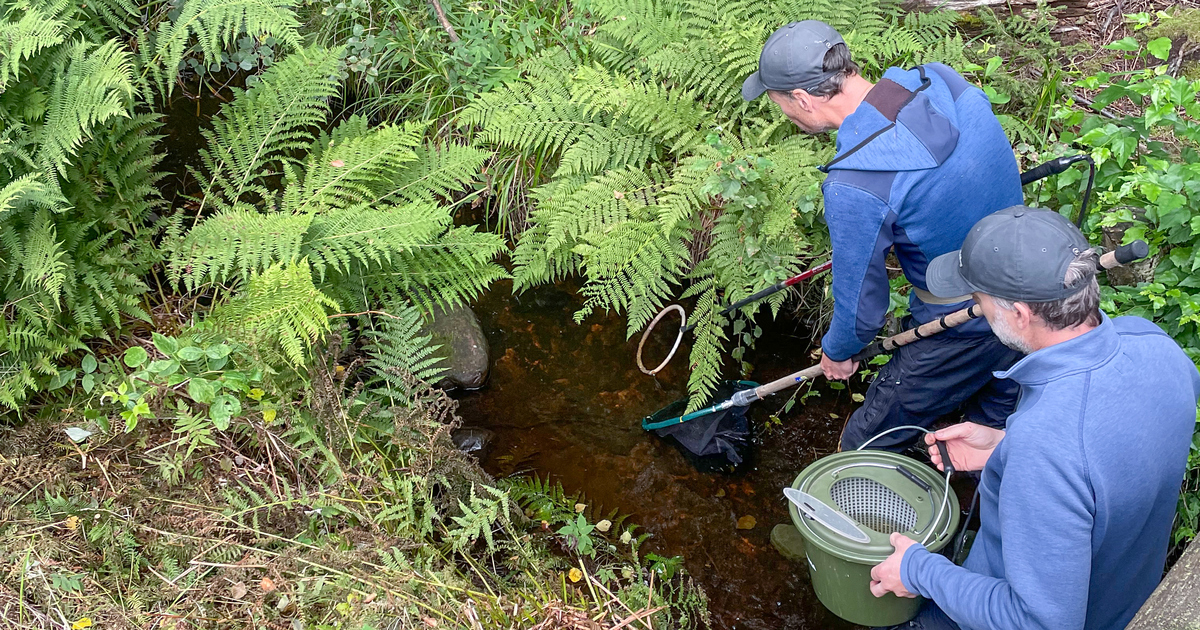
left=829, top=413, right=839, bottom=419
left=574, top=503, right=586, bottom=513
left=64, top=516, right=79, bottom=531
left=736, top=515, right=757, bottom=530
left=851, top=393, right=865, bottom=403
left=568, top=568, right=583, bottom=583
left=263, top=409, right=277, bottom=424
left=72, top=619, right=92, bottom=630
left=247, top=388, right=264, bottom=401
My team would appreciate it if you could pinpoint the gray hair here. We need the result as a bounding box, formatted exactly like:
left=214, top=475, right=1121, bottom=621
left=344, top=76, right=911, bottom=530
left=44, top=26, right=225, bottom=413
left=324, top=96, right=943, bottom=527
left=768, top=43, right=859, bottom=99
left=992, top=250, right=1102, bottom=330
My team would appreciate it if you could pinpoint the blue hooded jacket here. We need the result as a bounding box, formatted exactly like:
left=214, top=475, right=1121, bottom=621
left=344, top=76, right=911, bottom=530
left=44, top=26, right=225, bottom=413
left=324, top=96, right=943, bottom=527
left=901, top=315, right=1200, bottom=629
left=820, top=64, right=1023, bottom=361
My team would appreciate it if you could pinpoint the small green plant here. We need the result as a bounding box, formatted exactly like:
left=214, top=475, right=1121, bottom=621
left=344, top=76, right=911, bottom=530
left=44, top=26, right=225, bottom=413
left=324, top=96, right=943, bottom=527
left=558, top=514, right=597, bottom=557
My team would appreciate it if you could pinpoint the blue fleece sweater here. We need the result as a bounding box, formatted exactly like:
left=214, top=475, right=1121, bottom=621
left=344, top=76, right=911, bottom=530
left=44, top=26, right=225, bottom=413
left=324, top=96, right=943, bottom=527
left=820, top=64, right=1023, bottom=361
left=900, top=315, right=1200, bottom=630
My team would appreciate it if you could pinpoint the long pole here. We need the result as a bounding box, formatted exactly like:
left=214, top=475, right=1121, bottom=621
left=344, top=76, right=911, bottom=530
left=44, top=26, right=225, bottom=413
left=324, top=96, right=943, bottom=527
left=644, top=240, right=1147, bottom=429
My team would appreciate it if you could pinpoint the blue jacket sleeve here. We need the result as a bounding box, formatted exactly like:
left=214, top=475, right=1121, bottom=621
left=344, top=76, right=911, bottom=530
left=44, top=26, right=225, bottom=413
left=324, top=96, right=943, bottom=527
left=820, top=182, right=895, bottom=361
left=900, top=425, right=1094, bottom=630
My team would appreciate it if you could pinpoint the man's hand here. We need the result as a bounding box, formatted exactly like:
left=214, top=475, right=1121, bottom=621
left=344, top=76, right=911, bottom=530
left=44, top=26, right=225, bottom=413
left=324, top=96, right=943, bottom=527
left=870, top=533, right=918, bottom=598
left=926, top=422, right=1006, bottom=473
left=820, top=352, right=858, bottom=380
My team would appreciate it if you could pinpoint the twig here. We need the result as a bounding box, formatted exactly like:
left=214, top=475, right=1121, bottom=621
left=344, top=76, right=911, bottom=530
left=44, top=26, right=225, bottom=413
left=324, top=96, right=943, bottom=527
left=327, top=309, right=402, bottom=320
left=611, top=606, right=667, bottom=630
left=428, top=0, right=460, bottom=42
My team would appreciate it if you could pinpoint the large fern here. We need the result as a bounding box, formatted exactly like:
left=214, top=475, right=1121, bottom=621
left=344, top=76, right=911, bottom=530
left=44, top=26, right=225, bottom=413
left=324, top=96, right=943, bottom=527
left=463, top=0, right=966, bottom=406
left=170, top=47, right=505, bottom=365
left=0, top=3, right=164, bottom=408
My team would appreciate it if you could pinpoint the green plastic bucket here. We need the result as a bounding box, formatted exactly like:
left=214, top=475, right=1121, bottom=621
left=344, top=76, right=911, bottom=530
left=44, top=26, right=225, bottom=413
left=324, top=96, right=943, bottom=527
left=787, top=450, right=959, bottom=627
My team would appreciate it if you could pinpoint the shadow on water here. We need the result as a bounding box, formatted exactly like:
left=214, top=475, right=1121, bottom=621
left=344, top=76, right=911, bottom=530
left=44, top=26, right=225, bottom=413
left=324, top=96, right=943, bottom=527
left=456, top=279, right=865, bottom=630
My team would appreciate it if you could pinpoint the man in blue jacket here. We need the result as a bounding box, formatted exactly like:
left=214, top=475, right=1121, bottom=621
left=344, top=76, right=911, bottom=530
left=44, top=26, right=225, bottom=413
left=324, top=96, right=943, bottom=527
left=868, top=206, right=1200, bottom=629
left=743, top=21, right=1024, bottom=450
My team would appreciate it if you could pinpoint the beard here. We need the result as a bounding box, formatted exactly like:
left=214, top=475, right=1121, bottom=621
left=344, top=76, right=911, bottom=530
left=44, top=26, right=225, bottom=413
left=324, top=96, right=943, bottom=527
left=989, top=311, right=1034, bottom=354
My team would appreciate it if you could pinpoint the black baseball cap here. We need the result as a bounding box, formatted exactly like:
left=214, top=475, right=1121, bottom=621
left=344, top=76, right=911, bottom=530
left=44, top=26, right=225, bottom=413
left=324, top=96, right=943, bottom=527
left=742, top=20, right=846, bottom=101
left=926, top=206, right=1094, bottom=303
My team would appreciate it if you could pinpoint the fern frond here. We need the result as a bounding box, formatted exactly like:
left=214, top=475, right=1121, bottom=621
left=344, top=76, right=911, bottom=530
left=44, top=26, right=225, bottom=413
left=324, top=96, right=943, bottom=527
left=0, top=174, right=64, bottom=220
left=192, top=46, right=342, bottom=216
left=0, top=2, right=65, bottom=91
left=18, top=210, right=67, bottom=304
left=362, top=303, right=446, bottom=401
left=347, top=226, right=508, bottom=314
left=303, top=202, right=450, bottom=280
left=35, top=38, right=135, bottom=176
left=152, top=0, right=302, bottom=92
left=210, top=259, right=338, bottom=365
left=683, top=279, right=727, bottom=411
left=384, top=143, right=491, bottom=205
left=285, top=118, right=424, bottom=214
left=170, top=210, right=312, bottom=289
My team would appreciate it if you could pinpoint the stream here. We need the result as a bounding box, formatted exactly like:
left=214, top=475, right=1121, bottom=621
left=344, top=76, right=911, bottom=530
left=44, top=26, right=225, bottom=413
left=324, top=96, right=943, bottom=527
left=161, top=91, right=864, bottom=629
left=456, top=279, right=864, bottom=630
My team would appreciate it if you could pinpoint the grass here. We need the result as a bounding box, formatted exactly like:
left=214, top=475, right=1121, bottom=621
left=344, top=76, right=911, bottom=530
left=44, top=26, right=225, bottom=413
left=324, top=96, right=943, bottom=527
left=0, top=347, right=707, bottom=630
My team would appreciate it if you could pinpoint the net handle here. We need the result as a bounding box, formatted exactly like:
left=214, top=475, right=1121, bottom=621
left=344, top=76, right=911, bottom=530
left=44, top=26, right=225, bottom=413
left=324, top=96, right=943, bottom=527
left=637, top=304, right=686, bottom=375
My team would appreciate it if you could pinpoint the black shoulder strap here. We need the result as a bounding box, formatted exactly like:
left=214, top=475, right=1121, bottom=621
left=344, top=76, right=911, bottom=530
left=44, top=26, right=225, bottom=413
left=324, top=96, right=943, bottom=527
left=818, top=66, right=931, bottom=174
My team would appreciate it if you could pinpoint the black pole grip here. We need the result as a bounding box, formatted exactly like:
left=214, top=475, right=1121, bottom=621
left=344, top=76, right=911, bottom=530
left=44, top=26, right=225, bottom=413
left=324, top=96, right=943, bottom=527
left=1020, top=156, right=1079, bottom=186
left=849, top=340, right=886, bottom=364
left=1114, top=240, right=1150, bottom=266
left=682, top=281, right=789, bottom=333
left=935, top=440, right=955, bottom=475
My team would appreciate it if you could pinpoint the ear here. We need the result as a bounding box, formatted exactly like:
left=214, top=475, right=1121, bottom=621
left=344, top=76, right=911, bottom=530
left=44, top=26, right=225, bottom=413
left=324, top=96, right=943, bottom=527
left=790, top=88, right=816, bottom=112
left=1011, top=302, right=1035, bottom=330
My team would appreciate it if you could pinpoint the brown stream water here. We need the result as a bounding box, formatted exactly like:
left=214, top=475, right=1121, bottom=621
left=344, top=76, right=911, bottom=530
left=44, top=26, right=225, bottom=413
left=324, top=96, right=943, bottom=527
left=455, top=280, right=865, bottom=630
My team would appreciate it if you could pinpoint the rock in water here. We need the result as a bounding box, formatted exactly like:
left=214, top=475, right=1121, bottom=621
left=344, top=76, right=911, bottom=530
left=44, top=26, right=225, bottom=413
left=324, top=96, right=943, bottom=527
left=424, top=305, right=490, bottom=390
left=451, top=427, right=494, bottom=457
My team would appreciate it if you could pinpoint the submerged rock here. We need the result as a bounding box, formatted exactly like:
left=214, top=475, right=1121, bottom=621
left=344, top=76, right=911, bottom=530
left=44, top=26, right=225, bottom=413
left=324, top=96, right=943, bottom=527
left=451, top=427, right=494, bottom=457
left=424, top=305, right=490, bottom=390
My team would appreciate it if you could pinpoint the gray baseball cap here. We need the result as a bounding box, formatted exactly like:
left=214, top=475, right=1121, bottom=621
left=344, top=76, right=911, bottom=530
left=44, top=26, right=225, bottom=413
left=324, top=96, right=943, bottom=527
left=742, top=20, right=846, bottom=101
left=926, top=206, right=1094, bottom=303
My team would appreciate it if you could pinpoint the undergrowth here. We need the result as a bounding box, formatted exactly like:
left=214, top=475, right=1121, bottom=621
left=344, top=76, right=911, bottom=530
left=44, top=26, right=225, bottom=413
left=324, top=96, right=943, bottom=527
left=0, top=332, right=707, bottom=629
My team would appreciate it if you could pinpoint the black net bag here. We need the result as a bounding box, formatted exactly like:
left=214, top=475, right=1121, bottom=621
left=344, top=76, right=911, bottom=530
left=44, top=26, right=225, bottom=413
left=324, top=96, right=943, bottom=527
left=641, top=380, right=757, bottom=471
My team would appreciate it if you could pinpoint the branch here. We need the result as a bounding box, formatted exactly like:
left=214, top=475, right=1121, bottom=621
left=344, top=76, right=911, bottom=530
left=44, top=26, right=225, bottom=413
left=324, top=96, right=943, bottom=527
left=428, top=0, right=459, bottom=42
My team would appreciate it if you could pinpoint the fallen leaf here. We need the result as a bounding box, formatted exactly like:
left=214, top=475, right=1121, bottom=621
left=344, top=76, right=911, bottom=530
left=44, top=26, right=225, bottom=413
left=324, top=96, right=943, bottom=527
left=852, top=393, right=865, bottom=403
left=568, top=567, right=583, bottom=583
left=574, top=503, right=586, bottom=513
left=829, top=413, right=839, bottom=419
left=260, top=577, right=276, bottom=593
left=595, top=519, right=612, bottom=533
left=736, top=515, right=757, bottom=530
left=715, top=488, right=726, bottom=497
left=363, top=592, right=377, bottom=604
left=71, top=618, right=92, bottom=630
left=613, top=190, right=625, bottom=199
left=65, top=427, right=93, bottom=443
left=230, top=581, right=248, bottom=600
left=64, top=516, right=79, bottom=531
left=330, top=160, right=345, bottom=168
left=422, top=616, right=438, bottom=627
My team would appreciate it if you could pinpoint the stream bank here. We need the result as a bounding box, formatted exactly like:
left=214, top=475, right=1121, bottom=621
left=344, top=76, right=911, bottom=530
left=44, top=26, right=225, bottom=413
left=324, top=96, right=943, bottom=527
left=456, top=280, right=864, bottom=630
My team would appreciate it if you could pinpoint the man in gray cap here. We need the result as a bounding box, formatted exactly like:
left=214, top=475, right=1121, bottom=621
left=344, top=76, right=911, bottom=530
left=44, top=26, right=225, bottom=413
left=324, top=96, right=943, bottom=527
left=744, top=21, right=1025, bottom=451
left=867, top=206, right=1199, bottom=630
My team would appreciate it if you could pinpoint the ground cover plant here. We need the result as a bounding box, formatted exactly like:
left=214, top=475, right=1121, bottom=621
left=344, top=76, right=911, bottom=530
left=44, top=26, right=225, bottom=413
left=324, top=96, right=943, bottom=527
left=3, top=0, right=1200, bottom=626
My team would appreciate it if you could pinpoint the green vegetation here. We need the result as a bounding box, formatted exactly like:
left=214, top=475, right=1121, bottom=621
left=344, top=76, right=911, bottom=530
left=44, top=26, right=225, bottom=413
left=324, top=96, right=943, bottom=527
left=3, top=0, right=1200, bottom=626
